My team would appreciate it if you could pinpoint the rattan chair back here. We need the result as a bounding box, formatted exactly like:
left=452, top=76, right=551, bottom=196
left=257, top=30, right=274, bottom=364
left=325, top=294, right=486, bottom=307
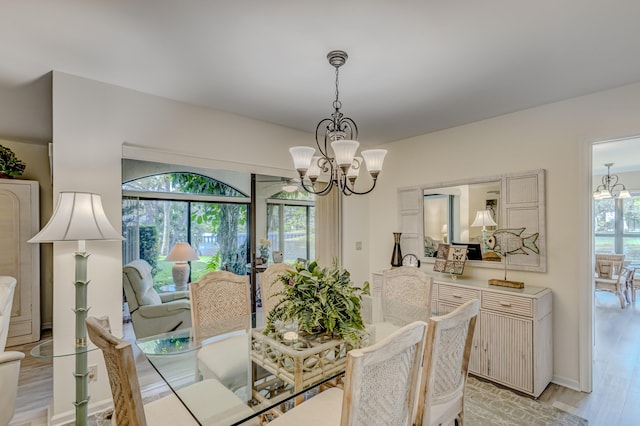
left=259, top=263, right=294, bottom=313
left=341, top=320, right=427, bottom=426
left=86, top=316, right=147, bottom=426
left=416, top=299, right=480, bottom=426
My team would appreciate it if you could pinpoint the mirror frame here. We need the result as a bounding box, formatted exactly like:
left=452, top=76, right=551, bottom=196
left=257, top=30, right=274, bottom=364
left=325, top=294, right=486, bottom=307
left=398, top=169, right=546, bottom=272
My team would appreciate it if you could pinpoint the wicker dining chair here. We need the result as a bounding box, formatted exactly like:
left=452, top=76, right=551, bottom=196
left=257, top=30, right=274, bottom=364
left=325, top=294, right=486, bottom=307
left=415, top=299, right=480, bottom=426
left=364, top=266, right=433, bottom=341
left=190, top=270, right=252, bottom=391
left=595, top=254, right=629, bottom=308
left=268, top=320, right=428, bottom=426
left=258, top=263, right=294, bottom=313
left=86, top=316, right=255, bottom=425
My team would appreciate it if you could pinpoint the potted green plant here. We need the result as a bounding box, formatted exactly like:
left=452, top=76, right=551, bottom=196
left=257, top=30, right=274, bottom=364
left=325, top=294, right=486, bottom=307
left=264, top=259, right=370, bottom=346
left=0, top=145, right=26, bottom=178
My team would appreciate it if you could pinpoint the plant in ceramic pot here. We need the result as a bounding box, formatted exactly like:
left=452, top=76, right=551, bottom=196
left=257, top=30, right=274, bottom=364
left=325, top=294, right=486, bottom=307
left=264, top=259, right=370, bottom=346
left=0, top=145, right=26, bottom=178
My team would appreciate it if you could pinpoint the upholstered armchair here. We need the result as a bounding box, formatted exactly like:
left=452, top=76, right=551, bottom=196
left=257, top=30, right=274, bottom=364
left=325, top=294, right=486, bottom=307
left=1, top=276, right=25, bottom=426
left=1, top=276, right=17, bottom=352
left=122, top=260, right=192, bottom=339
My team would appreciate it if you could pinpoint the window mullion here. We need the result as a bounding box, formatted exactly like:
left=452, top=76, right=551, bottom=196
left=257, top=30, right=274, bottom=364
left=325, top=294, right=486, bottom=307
left=615, top=198, right=624, bottom=254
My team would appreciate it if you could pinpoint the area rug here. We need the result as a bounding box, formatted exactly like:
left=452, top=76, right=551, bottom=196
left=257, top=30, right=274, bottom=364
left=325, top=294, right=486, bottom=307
left=84, top=377, right=588, bottom=425
left=465, top=377, right=588, bottom=425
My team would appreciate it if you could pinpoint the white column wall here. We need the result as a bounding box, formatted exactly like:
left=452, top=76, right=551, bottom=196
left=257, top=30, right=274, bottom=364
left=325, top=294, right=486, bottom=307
left=342, top=81, right=640, bottom=390
left=50, top=71, right=309, bottom=422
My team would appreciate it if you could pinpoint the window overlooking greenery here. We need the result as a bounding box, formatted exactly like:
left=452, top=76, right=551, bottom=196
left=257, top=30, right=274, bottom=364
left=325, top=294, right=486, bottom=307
left=267, top=190, right=315, bottom=264
left=123, top=172, right=249, bottom=291
left=594, top=193, right=640, bottom=263
left=122, top=172, right=245, bottom=197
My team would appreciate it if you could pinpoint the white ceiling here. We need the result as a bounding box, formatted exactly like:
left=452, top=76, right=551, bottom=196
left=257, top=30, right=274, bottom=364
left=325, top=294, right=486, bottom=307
left=3, top=1, right=640, bottom=154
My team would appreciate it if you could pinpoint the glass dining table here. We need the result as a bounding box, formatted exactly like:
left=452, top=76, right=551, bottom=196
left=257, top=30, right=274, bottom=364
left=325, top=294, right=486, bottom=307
left=136, top=312, right=359, bottom=425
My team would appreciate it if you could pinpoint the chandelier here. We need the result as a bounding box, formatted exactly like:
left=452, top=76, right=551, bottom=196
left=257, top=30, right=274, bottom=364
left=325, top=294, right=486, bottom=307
left=593, top=163, right=631, bottom=199
left=289, top=50, right=387, bottom=196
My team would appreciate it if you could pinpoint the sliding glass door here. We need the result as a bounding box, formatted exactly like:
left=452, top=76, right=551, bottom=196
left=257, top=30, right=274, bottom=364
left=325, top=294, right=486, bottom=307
left=123, top=172, right=249, bottom=290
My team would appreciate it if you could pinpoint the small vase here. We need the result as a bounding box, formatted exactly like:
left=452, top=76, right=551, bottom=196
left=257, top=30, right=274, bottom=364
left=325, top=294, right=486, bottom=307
left=391, top=232, right=403, bottom=267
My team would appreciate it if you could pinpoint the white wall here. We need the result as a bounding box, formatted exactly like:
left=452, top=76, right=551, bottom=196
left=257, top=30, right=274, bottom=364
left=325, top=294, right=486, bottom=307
left=342, top=80, right=640, bottom=390
left=50, top=71, right=309, bottom=422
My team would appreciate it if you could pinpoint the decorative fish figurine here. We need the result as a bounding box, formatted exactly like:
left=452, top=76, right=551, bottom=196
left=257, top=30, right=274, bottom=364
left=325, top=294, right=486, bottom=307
left=486, top=228, right=539, bottom=256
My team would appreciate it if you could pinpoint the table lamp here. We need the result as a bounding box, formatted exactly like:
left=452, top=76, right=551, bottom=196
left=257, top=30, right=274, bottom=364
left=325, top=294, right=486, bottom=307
left=471, top=209, right=497, bottom=253
left=28, top=192, right=123, bottom=426
left=166, top=242, right=198, bottom=291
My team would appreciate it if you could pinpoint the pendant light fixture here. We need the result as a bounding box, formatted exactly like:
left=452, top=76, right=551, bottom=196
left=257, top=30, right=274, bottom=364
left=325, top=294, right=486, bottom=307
left=289, top=50, right=387, bottom=196
left=593, top=163, right=631, bottom=199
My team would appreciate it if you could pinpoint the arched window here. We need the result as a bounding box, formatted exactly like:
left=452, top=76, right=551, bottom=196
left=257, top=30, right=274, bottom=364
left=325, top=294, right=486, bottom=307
left=123, top=172, right=250, bottom=290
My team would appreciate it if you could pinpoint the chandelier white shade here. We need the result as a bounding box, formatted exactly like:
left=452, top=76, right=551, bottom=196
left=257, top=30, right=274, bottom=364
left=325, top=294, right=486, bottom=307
left=289, top=147, right=315, bottom=171
left=593, top=163, right=631, bottom=199
left=289, top=50, right=387, bottom=196
left=471, top=210, right=498, bottom=229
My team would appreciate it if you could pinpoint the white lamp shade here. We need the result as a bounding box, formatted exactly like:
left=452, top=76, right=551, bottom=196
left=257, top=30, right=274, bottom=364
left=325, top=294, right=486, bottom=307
left=306, top=156, right=323, bottom=179
left=471, top=210, right=498, bottom=228
left=361, top=149, right=387, bottom=173
left=166, top=242, right=199, bottom=262
left=331, top=140, right=359, bottom=167
left=282, top=184, right=298, bottom=193
left=28, top=192, right=122, bottom=242
left=347, top=157, right=363, bottom=178
left=619, top=189, right=631, bottom=199
left=289, top=146, right=315, bottom=171
left=599, top=189, right=612, bottom=199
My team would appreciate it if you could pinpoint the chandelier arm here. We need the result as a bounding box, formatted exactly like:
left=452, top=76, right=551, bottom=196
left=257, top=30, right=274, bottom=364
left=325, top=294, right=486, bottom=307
left=342, top=177, right=378, bottom=196
left=315, top=118, right=335, bottom=158
left=338, top=116, right=359, bottom=141
left=301, top=179, right=335, bottom=196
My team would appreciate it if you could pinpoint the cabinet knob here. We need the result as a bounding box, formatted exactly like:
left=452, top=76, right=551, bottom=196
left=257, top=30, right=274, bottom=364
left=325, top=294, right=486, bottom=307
left=452, top=293, right=462, bottom=298
left=498, top=301, right=512, bottom=307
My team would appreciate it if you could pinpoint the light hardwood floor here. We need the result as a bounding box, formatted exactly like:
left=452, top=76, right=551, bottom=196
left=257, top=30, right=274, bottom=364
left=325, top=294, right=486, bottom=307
left=537, top=291, right=640, bottom=425
left=7, top=291, right=640, bottom=425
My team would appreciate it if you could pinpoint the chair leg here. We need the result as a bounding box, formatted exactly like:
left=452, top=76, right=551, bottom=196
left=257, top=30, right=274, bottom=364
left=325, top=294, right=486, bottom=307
left=616, top=290, right=626, bottom=308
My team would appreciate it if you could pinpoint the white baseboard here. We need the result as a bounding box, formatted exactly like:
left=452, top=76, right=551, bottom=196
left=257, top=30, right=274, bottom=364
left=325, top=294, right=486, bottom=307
left=552, top=375, right=581, bottom=392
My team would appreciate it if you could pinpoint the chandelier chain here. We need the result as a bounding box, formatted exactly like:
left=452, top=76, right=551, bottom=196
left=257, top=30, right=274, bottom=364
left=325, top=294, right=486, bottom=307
left=333, top=66, right=341, bottom=111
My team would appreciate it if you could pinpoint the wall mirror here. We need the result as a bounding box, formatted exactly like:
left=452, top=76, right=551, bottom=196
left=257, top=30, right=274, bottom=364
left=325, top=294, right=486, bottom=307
left=398, top=169, right=546, bottom=272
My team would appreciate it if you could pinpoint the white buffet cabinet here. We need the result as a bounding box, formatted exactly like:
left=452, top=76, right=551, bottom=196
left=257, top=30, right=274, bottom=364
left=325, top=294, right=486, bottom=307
left=371, top=271, right=552, bottom=397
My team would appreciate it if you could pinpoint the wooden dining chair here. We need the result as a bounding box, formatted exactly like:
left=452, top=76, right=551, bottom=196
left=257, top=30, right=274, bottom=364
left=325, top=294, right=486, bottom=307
left=259, top=263, right=294, bottom=313
left=595, top=254, right=629, bottom=308
left=415, top=299, right=480, bottom=426
left=85, top=316, right=255, bottom=425
left=268, top=320, right=428, bottom=426
left=190, top=270, right=252, bottom=391
left=364, top=267, right=433, bottom=341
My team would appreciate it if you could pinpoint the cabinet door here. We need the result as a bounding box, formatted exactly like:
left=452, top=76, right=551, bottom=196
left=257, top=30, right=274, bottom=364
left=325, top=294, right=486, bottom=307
left=481, top=310, right=533, bottom=393
left=0, top=181, right=40, bottom=346
left=437, top=302, right=481, bottom=374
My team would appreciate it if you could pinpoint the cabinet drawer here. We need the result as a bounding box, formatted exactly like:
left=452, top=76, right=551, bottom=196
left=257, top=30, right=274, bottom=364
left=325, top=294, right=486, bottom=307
left=438, top=284, right=480, bottom=305
left=482, top=292, right=533, bottom=317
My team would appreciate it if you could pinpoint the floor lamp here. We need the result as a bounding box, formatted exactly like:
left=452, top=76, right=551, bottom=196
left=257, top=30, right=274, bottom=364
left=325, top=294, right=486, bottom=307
left=28, top=192, right=122, bottom=426
left=471, top=209, right=497, bottom=253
